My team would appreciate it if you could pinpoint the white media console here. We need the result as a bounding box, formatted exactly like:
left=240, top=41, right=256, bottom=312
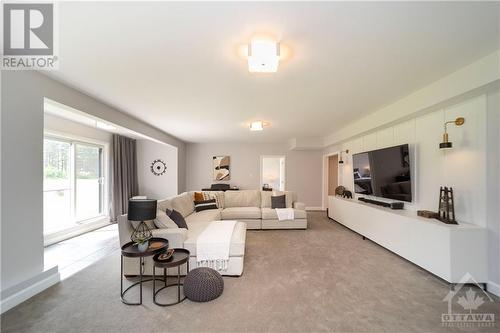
left=328, top=196, right=488, bottom=283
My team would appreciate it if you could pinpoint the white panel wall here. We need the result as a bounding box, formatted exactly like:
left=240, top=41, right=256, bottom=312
left=376, top=127, right=394, bottom=148
left=328, top=95, right=488, bottom=227
left=393, top=119, right=415, bottom=145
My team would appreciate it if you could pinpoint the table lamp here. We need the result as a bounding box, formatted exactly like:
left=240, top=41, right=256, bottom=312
left=128, top=199, right=157, bottom=248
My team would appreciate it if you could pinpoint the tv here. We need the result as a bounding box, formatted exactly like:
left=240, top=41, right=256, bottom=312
left=352, top=144, right=412, bottom=202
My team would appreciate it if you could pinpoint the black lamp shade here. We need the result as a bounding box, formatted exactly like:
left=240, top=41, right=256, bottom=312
left=439, top=142, right=453, bottom=149
left=128, top=199, right=157, bottom=221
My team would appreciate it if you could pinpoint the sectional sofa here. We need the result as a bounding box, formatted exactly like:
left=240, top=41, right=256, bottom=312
left=118, top=190, right=307, bottom=276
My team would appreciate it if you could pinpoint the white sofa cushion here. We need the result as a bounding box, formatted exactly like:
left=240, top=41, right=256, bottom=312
left=171, top=192, right=195, bottom=218
left=261, top=191, right=294, bottom=208
left=157, top=198, right=173, bottom=212
left=184, top=221, right=246, bottom=257
left=185, top=208, right=222, bottom=224
left=261, top=208, right=307, bottom=220
left=224, top=190, right=260, bottom=208
left=222, top=207, right=261, bottom=220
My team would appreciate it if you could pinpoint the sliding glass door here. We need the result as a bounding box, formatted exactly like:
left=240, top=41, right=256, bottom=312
left=43, top=138, right=73, bottom=235
left=43, top=136, right=106, bottom=238
left=75, top=143, right=103, bottom=221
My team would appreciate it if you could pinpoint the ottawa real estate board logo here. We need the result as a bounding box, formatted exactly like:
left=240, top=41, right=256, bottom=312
left=441, top=273, right=496, bottom=328
left=2, top=2, right=58, bottom=70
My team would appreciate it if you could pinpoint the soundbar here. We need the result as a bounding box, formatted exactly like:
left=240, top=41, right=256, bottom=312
left=358, top=197, right=404, bottom=210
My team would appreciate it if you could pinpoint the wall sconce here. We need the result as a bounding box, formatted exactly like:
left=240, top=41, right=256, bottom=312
left=338, top=149, right=349, bottom=164
left=439, top=117, right=465, bottom=149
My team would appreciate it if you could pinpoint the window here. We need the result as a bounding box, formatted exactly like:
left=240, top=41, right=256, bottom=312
left=43, top=136, right=107, bottom=237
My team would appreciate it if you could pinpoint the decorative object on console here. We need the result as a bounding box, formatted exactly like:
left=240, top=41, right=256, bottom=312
left=417, top=210, right=440, bottom=219
left=358, top=197, right=404, bottom=209
left=439, top=117, right=465, bottom=149
left=262, top=183, right=272, bottom=191
left=437, top=187, right=457, bottom=224
left=342, top=190, right=353, bottom=199
left=194, top=199, right=218, bottom=212
left=128, top=199, right=157, bottom=251
left=150, top=159, right=167, bottom=176
left=338, top=149, right=349, bottom=164
left=335, top=186, right=345, bottom=196
left=213, top=156, right=230, bottom=181
left=202, top=183, right=239, bottom=191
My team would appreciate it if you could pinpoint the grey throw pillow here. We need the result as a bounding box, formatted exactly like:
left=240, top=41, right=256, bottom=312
left=166, top=209, right=188, bottom=229
left=271, top=195, right=286, bottom=209
left=154, top=209, right=178, bottom=229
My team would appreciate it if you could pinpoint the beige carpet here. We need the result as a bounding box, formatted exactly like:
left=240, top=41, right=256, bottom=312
left=2, top=212, right=499, bottom=332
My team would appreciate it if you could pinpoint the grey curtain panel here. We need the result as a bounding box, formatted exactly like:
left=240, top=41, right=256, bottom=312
left=111, top=134, right=139, bottom=220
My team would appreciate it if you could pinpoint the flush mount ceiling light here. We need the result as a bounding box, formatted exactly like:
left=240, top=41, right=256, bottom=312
left=247, top=40, right=280, bottom=73
left=439, top=117, right=465, bottom=149
left=249, top=120, right=269, bottom=131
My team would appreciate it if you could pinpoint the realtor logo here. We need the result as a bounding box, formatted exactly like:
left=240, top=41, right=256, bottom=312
left=441, top=273, right=496, bottom=328
left=2, top=2, right=58, bottom=69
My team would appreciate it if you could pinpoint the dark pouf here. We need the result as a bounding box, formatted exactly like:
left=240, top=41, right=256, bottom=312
left=183, top=267, right=224, bottom=302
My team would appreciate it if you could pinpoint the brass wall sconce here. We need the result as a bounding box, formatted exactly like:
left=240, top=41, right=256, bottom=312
left=338, top=149, right=349, bottom=164
left=439, top=117, right=465, bottom=149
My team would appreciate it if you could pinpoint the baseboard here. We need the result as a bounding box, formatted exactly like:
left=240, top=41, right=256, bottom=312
left=306, top=206, right=325, bottom=211
left=0, top=266, right=60, bottom=314
left=487, top=280, right=500, bottom=297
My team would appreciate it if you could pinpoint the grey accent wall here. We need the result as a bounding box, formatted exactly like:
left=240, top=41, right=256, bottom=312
left=1, top=71, right=186, bottom=295
left=186, top=142, right=323, bottom=207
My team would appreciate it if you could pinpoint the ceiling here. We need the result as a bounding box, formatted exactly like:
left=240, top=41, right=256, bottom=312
left=47, top=1, right=500, bottom=143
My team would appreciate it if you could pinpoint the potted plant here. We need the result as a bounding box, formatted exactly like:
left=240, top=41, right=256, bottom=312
left=134, top=236, right=150, bottom=252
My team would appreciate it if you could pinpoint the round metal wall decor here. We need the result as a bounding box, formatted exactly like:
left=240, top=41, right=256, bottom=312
left=151, top=159, right=167, bottom=176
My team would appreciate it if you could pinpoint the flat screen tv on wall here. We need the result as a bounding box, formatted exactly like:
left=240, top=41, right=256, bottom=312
left=352, top=144, right=412, bottom=202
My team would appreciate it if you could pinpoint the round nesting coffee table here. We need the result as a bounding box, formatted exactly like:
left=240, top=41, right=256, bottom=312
left=152, top=248, right=190, bottom=306
left=120, top=237, right=169, bottom=305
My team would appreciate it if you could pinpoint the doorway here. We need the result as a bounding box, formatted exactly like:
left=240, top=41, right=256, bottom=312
left=260, top=155, right=286, bottom=191
left=322, top=153, right=339, bottom=209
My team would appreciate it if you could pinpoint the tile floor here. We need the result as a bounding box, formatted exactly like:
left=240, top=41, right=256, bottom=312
left=44, top=224, right=119, bottom=280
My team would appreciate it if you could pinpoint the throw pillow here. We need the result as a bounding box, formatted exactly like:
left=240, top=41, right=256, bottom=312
left=154, top=209, right=178, bottom=229
left=166, top=209, right=188, bottom=229
left=194, top=199, right=218, bottom=212
left=194, top=192, right=204, bottom=202
left=202, top=191, right=224, bottom=208
left=271, top=195, right=286, bottom=209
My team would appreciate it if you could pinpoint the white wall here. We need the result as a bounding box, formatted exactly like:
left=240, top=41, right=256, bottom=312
left=486, top=90, right=500, bottom=295
left=137, top=139, right=178, bottom=199
left=186, top=142, right=323, bottom=208
left=44, top=114, right=113, bottom=143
